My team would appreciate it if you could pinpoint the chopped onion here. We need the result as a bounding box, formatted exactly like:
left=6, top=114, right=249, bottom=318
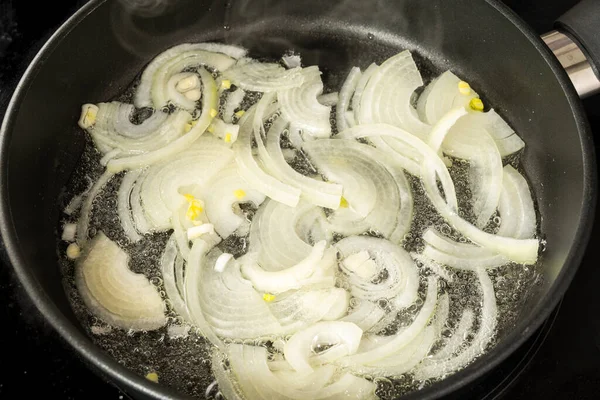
left=223, top=88, right=246, bottom=123
left=342, top=300, right=386, bottom=332
left=317, top=92, right=338, bottom=107
left=357, top=51, right=430, bottom=139
left=352, top=63, right=378, bottom=126
left=337, top=67, right=362, bottom=131
left=117, top=169, right=143, bottom=242
left=215, top=253, right=234, bottom=273
left=161, top=235, right=191, bottom=322
left=278, top=66, right=332, bottom=138
left=187, top=223, right=215, bottom=241
left=75, top=232, right=166, bottom=331
left=108, top=68, right=218, bottom=172
left=223, top=59, right=304, bottom=92
left=284, top=321, right=363, bottom=374
left=61, top=223, right=77, bottom=242
left=76, top=171, right=114, bottom=247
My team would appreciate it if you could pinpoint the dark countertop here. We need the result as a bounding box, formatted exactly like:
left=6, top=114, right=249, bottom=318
left=1, top=0, right=600, bottom=399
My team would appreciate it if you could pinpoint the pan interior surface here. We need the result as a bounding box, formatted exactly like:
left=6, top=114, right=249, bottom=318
left=0, top=0, right=592, bottom=399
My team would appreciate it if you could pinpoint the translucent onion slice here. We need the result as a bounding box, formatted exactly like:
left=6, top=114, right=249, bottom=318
left=234, top=103, right=302, bottom=207
left=223, top=88, right=246, bottom=123
left=75, top=232, right=166, bottom=331
left=278, top=66, right=332, bottom=138
left=358, top=51, right=430, bottom=139
left=441, top=111, right=504, bottom=228
left=317, top=92, right=338, bottom=107
left=161, top=235, right=191, bottom=322
left=337, top=123, right=458, bottom=211
left=83, top=102, right=189, bottom=156
left=108, top=68, right=218, bottom=172
left=223, top=59, right=304, bottom=92
left=135, top=135, right=234, bottom=231
left=342, top=300, right=386, bottom=332
left=117, top=169, right=143, bottom=242
left=336, top=236, right=419, bottom=309
left=337, top=276, right=438, bottom=366
left=241, top=241, right=334, bottom=294
left=76, top=171, right=114, bottom=247
left=135, top=43, right=239, bottom=108
left=211, top=351, right=243, bottom=400
left=421, top=112, right=539, bottom=264
left=249, top=199, right=331, bottom=272
left=264, top=116, right=342, bottom=209
left=352, top=63, right=378, bottom=125
left=414, top=269, right=497, bottom=381
left=337, top=67, right=362, bottom=131
left=417, top=71, right=479, bottom=124
left=284, top=321, right=363, bottom=374
left=203, top=163, right=266, bottom=238
left=429, top=309, right=475, bottom=361
left=303, top=139, right=412, bottom=240
left=497, top=165, right=536, bottom=239
left=227, top=344, right=377, bottom=400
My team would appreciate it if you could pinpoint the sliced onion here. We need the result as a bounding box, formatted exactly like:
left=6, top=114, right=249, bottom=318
left=274, top=365, right=336, bottom=391
left=337, top=276, right=438, bottom=366
left=357, top=51, right=430, bottom=139
left=75, top=232, right=166, bottom=331
left=117, top=169, right=143, bottom=242
left=108, top=68, right=218, bottom=172
left=336, top=236, right=419, bottom=309
left=223, top=88, right=246, bottom=123
left=227, top=344, right=377, bottom=399
left=342, top=300, right=386, bottom=332
left=233, top=102, right=302, bottom=207
left=352, top=63, right=378, bottom=126
left=161, top=235, right=191, bottom=322
left=497, top=165, right=536, bottom=239
left=263, top=116, right=342, bottom=209
left=278, top=66, right=331, bottom=138
left=414, top=269, right=497, bottom=381
left=284, top=321, right=363, bottom=374
left=417, top=71, right=479, bottom=124
left=223, top=59, right=304, bottom=92
left=303, top=139, right=414, bottom=241
left=76, top=171, right=114, bottom=247
left=317, top=92, right=338, bottom=107
left=203, top=163, right=266, bottom=238
left=411, top=252, right=454, bottom=282
left=135, top=43, right=238, bottom=109
left=429, top=309, right=475, bottom=361
left=475, top=110, right=525, bottom=157
left=249, top=199, right=331, bottom=272
left=337, top=67, right=362, bottom=132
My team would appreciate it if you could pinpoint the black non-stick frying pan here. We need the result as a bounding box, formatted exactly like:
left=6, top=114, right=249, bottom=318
left=0, top=0, right=598, bottom=399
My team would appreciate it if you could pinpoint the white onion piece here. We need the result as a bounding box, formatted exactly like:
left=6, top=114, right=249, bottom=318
left=84, top=102, right=189, bottom=156
left=414, top=269, right=497, bottom=381
left=203, top=163, right=266, bottom=238
left=423, top=244, right=508, bottom=270
left=227, top=344, right=377, bottom=400
left=278, top=66, right=331, bottom=138
left=161, top=235, right=191, bottom=322
left=61, top=223, right=77, bottom=242
left=166, top=72, right=200, bottom=111
left=338, top=124, right=458, bottom=211
left=108, top=68, right=218, bottom=172
left=342, top=300, right=386, bottom=332
left=211, top=351, right=243, bottom=400
left=136, top=136, right=234, bottom=231
left=358, top=51, right=430, bottom=139
left=284, top=322, right=363, bottom=374
left=429, top=309, right=475, bottom=361
left=322, top=289, right=351, bottom=321
left=135, top=44, right=236, bottom=108
left=76, top=171, right=114, bottom=247
left=497, top=165, right=536, bottom=239
left=352, top=63, right=378, bottom=125
left=274, top=365, right=336, bottom=391
left=433, top=293, right=450, bottom=337
left=336, top=236, right=419, bottom=309
left=337, top=276, right=438, bottom=366
left=249, top=199, right=330, bottom=272
left=215, top=253, right=234, bottom=273
left=223, top=59, right=304, bottom=92
left=317, top=92, right=338, bottom=107
left=234, top=104, right=301, bottom=207
left=282, top=53, right=302, bottom=69
left=241, top=241, right=334, bottom=294
left=411, top=252, right=454, bottom=282
left=441, top=111, right=504, bottom=228
left=75, top=232, right=166, bottom=331
left=117, top=169, right=143, bottom=242
left=417, top=71, right=479, bottom=124
left=187, top=223, right=215, bottom=241
left=473, top=110, right=525, bottom=157
left=223, top=88, right=246, bottom=123
left=183, top=239, right=224, bottom=348
left=210, top=118, right=240, bottom=145
left=337, top=67, right=361, bottom=131
left=264, top=116, right=342, bottom=209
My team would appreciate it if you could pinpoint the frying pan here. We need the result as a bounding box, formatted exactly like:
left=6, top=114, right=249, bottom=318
left=0, top=0, right=598, bottom=398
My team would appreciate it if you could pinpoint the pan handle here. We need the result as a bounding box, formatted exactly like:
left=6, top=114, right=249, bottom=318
left=543, top=0, right=600, bottom=98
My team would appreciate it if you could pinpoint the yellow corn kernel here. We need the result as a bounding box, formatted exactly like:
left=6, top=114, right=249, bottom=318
left=233, top=189, right=246, bottom=200
left=224, top=133, right=232, bottom=143
left=145, top=372, right=159, bottom=383
left=263, top=293, right=275, bottom=302
left=234, top=110, right=246, bottom=118
left=458, top=81, right=471, bottom=95
left=469, top=98, right=484, bottom=112
left=207, top=124, right=215, bottom=133
left=210, top=108, right=218, bottom=118
left=339, top=197, right=349, bottom=208
left=66, top=243, right=81, bottom=260
left=221, top=79, right=231, bottom=89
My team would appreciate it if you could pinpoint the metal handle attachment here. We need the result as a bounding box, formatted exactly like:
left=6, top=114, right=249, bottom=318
left=542, top=30, right=600, bottom=99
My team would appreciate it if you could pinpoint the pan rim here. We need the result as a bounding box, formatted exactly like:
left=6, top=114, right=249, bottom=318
left=0, top=0, right=596, bottom=399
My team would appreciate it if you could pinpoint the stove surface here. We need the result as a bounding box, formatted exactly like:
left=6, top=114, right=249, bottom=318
left=1, top=1, right=599, bottom=399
